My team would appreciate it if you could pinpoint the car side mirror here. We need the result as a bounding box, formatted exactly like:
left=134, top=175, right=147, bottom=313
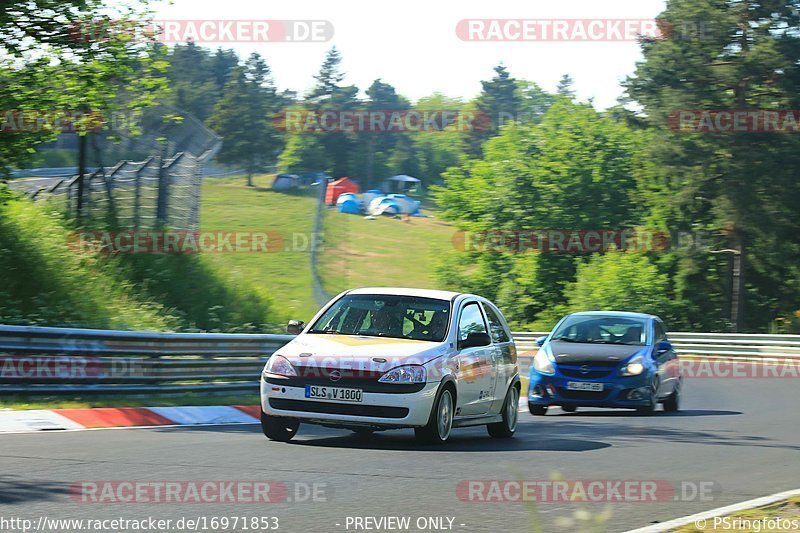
left=656, top=340, right=672, bottom=354
left=287, top=320, right=305, bottom=335
left=535, top=336, right=547, bottom=347
left=458, top=331, right=491, bottom=350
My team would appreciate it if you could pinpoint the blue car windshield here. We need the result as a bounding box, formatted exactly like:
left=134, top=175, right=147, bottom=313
left=307, top=295, right=451, bottom=342
left=551, top=315, right=648, bottom=346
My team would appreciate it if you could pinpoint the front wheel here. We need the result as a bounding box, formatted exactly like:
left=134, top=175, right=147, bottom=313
left=529, top=404, right=548, bottom=416
left=415, top=387, right=454, bottom=444
left=488, top=385, right=519, bottom=438
left=636, top=378, right=659, bottom=415
left=561, top=405, right=577, bottom=413
left=663, top=380, right=681, bottom=412
left=261, top=411, right=300, bottom=441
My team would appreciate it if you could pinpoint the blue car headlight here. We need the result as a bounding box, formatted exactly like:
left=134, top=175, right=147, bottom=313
left=620, top=356, right=645, bottom=376
left=533, top=347, right=556, bottom=375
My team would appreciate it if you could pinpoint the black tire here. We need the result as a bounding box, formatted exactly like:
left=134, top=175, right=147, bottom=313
left=415, top=386, right=455, bottom=444
left=529, top=404, right=548, bottom=416
left=261, top=410, right=300, bottom=441
left=487, top=385, right=519, bottom=439
left=663, top=380, right=681, bottom=412
left=561, top=405, right=577, bottom=413
left=636, top=378, right=659, bottom=415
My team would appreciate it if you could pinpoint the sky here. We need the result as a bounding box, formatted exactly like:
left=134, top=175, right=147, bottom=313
left=150, top=0, right=667, bottom=109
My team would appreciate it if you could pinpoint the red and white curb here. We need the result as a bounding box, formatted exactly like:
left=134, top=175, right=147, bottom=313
left=625, top=487, right=800, bottom=532
left=0, top=405, right=262, bottom=434
left=1, top=401, right=528, bottom=434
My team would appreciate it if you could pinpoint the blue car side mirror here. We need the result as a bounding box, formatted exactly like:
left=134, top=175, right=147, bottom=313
left=656, top=340, right=672, bottom=354
left=535, top=336, right=547, bottom=347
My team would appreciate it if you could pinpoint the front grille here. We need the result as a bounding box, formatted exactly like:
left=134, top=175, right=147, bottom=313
left=559, top=367, right=615, bottom=379
left=557, top=388, right=611, bottom=401
left=264, top=376, right=425, bottom=394
left=269, top=398, right=410, bottom=419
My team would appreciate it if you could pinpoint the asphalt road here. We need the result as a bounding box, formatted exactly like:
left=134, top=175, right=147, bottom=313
left=1, top=379, right=798, bottom=533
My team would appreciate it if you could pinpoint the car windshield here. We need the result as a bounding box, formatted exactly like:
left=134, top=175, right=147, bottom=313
left=551, top=315, right=648, bottom=345
left=307, top=294, right=451, bottom=342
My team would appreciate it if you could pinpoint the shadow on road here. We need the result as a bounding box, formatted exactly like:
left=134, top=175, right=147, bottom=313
left=548, top=409, right=742, bottom=418
left=286, top=426, right=611, bottom=453
left=0, top=476, right=71, bottom=505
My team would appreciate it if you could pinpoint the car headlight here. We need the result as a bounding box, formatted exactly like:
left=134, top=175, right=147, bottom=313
left=533, top=349, right=555, bottom=375
left=378, top=365, right=427, bottom=384
left=263, top=355, right=297, bottom=378
left=620, top=356, right=645, bottom=376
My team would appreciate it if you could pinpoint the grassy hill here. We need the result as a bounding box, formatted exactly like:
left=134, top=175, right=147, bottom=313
left=319, top=202, right=456, bottom=295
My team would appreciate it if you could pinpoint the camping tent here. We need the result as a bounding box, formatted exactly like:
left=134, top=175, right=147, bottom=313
left=361, top=189, right=383, bottom=208
left=367, top=197, right=401, bottom=216
left=272, top=174, right=300, bottom=190
left=384, top=175, right=421, bottom=193
left=336, top=192, right=357, bottom=206
left=325, top=177, right=360, bottom=204
left=338, top=198, right=362, bottom=214
left=387, top=194, right=421, bottom=215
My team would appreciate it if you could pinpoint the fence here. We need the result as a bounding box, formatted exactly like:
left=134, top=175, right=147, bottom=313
left=59, top=151, right=206, bottom=230
left=0, top=325, right=293, bottom=395
left=2, top=325, right=800, bottom=397
left=512, top=331, right=800, bottom=359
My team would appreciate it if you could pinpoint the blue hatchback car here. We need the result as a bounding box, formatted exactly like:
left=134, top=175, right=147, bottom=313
left=528, top=311, right=682, bottom=415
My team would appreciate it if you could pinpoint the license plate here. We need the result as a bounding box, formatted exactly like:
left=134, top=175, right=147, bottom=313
left=305, top=385, right=363, bottom=402
left=567, top=381, right=604, bottom=392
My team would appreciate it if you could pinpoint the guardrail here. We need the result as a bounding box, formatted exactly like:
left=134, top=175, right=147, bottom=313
left=2, top=325, right=799, bottom=397
left=0, top=325, right=294, bottom=396
left=512, top=331, right=800, bottom=359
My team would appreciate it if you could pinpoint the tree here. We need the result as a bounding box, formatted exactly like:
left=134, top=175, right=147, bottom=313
left=0, top=0, right=169, bottom=221
left=208, top=53, right=282, bottom=186
left=556, top=74, right=576, bottom=98
left=435, top=99, right=646, bottom=324
left=466, top=64, right=522, bottom=156
left=625, top=0, right=800, bottom=331
left=565, top=252, right=677, bottom=321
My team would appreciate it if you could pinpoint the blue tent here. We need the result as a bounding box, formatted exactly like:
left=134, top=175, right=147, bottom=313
left=338, top=198, right=362, bottom=214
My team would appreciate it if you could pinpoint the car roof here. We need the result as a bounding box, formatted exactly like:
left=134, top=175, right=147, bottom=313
left=568, top=310, right=658, bottom=320
left=346, top=287, right=462, bottom=301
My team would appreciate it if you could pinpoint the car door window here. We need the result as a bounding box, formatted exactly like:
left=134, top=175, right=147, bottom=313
left=655, top=321, right=667, bottom=343
left=482, top=304, right=510, bottom=343
left=458, top=303, right=488, bottom=342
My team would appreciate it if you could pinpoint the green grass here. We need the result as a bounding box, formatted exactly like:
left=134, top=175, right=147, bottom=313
left=199, top=175, right=320, bottom=323
left=319, top=202, right=456, bottom=294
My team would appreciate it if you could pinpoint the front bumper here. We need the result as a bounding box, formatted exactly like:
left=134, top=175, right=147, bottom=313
left=527, top=370, right=653, bottom=408
left=261, top=377, right=439, bottom=429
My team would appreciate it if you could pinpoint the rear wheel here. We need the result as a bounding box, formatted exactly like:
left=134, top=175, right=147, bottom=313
left=561, top=405, right=577, bottom=413
left=488, top=386, right=519, bottom=438
left=529, top=404, right=548, bottom=416
left=261, top=411, right=300, bottom=441
left=663, top=380, right=681, bottom=412
left=415, top=387, right=454, bottom=444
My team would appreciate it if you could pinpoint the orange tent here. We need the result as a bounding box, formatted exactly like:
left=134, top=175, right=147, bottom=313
left=325, top=177, right=360, bottom=204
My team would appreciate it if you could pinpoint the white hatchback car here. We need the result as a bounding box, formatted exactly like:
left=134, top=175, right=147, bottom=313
left=260, top=288, right=520, bottom=443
